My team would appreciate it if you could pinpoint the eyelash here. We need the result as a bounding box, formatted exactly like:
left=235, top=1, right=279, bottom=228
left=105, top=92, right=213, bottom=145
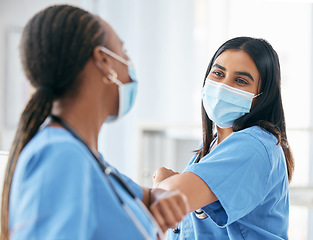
left=211, top=71, right=249, bottom=85
left=213, top=71, right=224, bottom=77
left=236, top=78, right=248, bottom=85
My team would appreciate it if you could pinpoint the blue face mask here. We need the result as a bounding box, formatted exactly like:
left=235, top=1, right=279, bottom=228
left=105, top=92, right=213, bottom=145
left=98, top=47, right=138, bottom=122
left=201, top=79, right=261, bottom=128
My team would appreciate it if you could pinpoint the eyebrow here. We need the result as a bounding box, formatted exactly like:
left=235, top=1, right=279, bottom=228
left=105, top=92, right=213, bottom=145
left=235, top=71, right=254, bottom=81
left=212, top=63, right=254, bottom=81
left=212, top=63, right=226, bottom=71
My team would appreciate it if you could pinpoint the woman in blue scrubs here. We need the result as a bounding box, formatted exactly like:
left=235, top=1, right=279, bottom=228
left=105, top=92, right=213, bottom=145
left=0, top=5, right=188, bottom=240
left=153, top=37, right=294, bottom=239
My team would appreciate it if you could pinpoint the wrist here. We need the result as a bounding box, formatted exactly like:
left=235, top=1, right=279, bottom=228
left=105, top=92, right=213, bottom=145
left=153, top=181, right=161, bottom=189
left=149, top=188, right=164, bottom=208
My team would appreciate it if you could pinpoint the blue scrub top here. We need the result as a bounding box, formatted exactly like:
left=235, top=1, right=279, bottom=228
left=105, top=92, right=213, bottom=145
left=167, top=126, right=289, bottom=240
left=10, top=127, right=157, bottom=240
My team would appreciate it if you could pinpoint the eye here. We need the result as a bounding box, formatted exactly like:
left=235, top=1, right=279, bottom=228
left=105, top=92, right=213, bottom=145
left=212, top=71, right=224, bottom=77
left=236, top=78, right=248, bottom=85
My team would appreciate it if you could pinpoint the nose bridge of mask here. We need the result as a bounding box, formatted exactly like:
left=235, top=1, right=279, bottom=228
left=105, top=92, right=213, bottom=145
left=204, top=79, right=253, bottom=111
left=127, top=61, right=137, bottom=81
left=205, top=79, right=255, bottom=100
left=202, top=79, right=254, bottom=128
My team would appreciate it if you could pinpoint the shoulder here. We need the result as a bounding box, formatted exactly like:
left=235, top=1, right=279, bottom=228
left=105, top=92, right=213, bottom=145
left=238, top=126, right=278, bottom=145
left=226, top=126, right=278, bottom=151
left=23, top=127, right=90, bottom=158
left=234, top=126, right=281, bottom=156
left=17, top=127, right=94, bottom=180
left=25, top=127, right=86, bottom=152
left=223, top=126, right=284, bottom=167
left=204, top=126, right=282, bottom=166
left=11, top=127, right=100, bottom=213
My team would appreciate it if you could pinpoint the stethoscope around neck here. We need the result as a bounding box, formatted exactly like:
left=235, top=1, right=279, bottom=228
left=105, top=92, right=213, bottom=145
left=50, top=115, right=164, bottom=240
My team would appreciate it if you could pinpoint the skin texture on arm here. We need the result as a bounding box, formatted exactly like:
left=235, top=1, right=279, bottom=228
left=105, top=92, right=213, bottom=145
left=152, top=168, right=218, bottom=213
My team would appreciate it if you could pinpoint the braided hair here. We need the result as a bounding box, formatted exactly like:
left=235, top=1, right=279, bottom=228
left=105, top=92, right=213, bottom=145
left=1, top=5, right=106, bottom=239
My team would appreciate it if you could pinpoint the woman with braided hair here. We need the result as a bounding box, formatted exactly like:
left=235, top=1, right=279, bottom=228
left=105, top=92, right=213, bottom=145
left=1, top=5, right=188, bottom=240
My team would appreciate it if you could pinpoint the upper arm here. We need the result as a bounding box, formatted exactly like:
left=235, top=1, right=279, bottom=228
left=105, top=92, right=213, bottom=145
left=183, top=132, right=273, bottom=224
left=157, top=171, right=218, bottom=213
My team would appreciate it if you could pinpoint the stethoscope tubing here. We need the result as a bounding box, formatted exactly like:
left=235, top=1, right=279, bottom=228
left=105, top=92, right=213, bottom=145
left=50, top=115, right=164, bottom=240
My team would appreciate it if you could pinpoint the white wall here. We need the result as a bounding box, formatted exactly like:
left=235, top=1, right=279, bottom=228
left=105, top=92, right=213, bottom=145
left=0, top=0, right=83, bottom=151
left=96, top=0, right=202, bottom=180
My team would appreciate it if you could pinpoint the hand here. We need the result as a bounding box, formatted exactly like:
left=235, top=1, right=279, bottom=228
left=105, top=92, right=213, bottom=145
left=149, top=188, right=189, bottom=232
left=153, top=167, right=179, bottom=188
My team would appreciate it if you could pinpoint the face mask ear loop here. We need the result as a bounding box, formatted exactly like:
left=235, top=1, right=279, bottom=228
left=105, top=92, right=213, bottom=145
left=95, top=60, right=112, bottom=85
left=95, top=60, right=122, bottom=86
left=100, top=46, right=128, bottom=66
left=107, top=69, right=123, bottom=87
left=253, top=92, right=263, bottom=99
left=254, top=77, right=263, bottom=99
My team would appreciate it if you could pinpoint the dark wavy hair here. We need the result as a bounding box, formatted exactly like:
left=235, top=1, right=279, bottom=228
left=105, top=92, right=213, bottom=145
left=198, top=37, right=294, bottom=182
left=1, top=5, right=106, bottom=239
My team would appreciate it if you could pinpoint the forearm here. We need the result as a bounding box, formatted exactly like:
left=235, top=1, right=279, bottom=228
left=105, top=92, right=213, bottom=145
left=156, top=172, right=218, bottom=212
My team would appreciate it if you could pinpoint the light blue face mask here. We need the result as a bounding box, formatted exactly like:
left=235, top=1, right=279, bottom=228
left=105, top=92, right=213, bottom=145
left=201, top=79, right=261, bottom=128
left=98, top=47, right=138, bottom=122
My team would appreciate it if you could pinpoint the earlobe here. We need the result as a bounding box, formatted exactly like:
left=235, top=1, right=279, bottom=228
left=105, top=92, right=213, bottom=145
left=107, top=69, right=118, bottom=83
left=95, top=61, right=114, bottom=85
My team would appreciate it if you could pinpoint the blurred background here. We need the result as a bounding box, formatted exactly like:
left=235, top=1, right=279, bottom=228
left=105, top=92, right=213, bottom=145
left=0, top=0, right=312, bottom=238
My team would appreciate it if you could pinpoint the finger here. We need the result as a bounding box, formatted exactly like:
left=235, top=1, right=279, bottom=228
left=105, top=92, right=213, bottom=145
left=170, top=196, right=187, bottom=222
left=156, top=199, right=180, bottom=229
left=150, top=204, right=168, bottom=232
left=161, top=195, right=187, bottom=224
left=176, top=192, right=189, bottom=215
